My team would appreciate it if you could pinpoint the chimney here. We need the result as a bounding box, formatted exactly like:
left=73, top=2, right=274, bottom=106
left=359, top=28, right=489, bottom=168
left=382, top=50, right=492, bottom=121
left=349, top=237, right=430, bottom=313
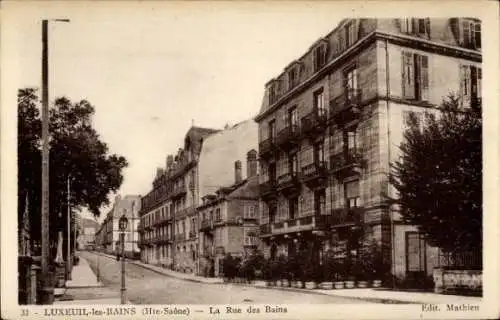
left=167, top=155, right=174, bottom=170
left=246, top=149, right=257, bottom=178
left=234, top=160, right=242, bottom=184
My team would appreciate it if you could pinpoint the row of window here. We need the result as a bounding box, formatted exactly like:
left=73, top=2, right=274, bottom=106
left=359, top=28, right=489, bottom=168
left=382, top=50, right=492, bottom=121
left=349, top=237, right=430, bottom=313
left=264, top=180, right=360, bottom=223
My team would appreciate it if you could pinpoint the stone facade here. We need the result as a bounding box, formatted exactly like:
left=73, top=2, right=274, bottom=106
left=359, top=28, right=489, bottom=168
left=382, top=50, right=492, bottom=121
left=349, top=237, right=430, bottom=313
left=255, top=18, right=481, bottom=283
left=96, top=195, right=141, bottom=255
left=198, top=150, right=260, bottom=277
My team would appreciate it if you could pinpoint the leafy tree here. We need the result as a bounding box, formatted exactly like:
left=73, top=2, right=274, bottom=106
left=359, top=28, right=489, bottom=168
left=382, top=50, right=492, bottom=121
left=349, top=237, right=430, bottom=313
left=18, top=88, right=128, bottom=247
left=389, top=95, right=482, bottom=256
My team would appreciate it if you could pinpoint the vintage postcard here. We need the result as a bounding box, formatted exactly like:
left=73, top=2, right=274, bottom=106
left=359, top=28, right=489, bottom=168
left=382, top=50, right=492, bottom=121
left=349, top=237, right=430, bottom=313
left=1, top=1, right=499, bottom=319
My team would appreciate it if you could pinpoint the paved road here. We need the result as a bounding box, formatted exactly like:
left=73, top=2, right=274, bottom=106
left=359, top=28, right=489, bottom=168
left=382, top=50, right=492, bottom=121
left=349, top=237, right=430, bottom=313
left=80, top=251, right=371, bottom=305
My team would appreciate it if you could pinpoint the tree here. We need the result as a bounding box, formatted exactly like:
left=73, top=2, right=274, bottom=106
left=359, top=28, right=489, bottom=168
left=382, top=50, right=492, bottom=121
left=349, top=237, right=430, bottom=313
left=389, top=95, right=482, bottom=256
left=18, top=88, right=128, bottom=246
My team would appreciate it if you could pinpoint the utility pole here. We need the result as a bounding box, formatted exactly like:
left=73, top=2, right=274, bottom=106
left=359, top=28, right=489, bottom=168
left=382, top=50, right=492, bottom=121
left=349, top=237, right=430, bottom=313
left=66, top=175, right=72, bottom=280
left=40, top=18, right=70, bottom=305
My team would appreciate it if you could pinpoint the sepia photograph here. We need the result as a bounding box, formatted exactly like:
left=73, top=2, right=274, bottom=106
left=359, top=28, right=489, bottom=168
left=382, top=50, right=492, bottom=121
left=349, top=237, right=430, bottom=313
left=1, top=1, right=499, bottom=319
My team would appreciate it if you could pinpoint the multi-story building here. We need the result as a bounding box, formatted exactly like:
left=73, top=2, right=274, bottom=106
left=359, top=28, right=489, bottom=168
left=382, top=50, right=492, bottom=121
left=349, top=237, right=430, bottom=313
left=254, top=18, right=481, bottom=284
left=97, top=195, right=141, bottom=256
left=139, top=126, right=219, bottom=271
left=138, top=120, right=259, bottom=274
left=198, top=150, right=260, bottom=277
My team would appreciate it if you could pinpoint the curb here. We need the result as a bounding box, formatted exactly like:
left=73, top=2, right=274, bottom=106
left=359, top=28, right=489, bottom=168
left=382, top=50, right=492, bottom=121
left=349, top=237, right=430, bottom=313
left=227, top=282, right=416, bottom=304
left=85, top=251, right=419, bottom=304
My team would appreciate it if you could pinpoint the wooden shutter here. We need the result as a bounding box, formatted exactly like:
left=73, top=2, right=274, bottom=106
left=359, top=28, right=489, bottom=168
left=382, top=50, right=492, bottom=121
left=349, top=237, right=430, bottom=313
left=462, top=20, right=470, bottom=47
left=477, top=67, right=482, bottom=98
left=474, top=22, right=481, bottom=49
left=402, top=52, right=415, bottom=99
left=419, top=54, right=429, bottom=101
left=459, top=65, right=471, bottom=107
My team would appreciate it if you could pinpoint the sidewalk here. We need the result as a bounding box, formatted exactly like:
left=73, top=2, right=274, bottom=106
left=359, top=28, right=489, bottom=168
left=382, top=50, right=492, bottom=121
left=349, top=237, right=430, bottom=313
left=54, top=254, right=124, bottom=305
left=94, top=251, right=223, bottom=284
left=93, top=251, right=482, bottom=305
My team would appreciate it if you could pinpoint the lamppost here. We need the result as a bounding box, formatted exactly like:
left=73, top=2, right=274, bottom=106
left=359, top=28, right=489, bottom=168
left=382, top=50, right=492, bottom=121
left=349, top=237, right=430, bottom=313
left=118, top=214, right=128, bottom=304
left=40, top=18, right=70, bottom=305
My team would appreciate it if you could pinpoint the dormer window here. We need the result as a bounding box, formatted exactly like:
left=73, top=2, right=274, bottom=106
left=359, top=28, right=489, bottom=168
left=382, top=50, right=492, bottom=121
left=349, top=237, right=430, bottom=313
left=313, top=42, right=327, bottom=72
left=288, top=67, right=298, bottom=90
left=461, top=19, right=481, bottom=50
left=268, top=82, right=277, bottom=105
left=344, top=21, right=357, bottom=47
left=400, top=18, right=430, bottom=38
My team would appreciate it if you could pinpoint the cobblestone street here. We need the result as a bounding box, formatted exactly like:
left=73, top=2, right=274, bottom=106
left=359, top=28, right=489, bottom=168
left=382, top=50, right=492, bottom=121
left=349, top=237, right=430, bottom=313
left=80, top=252, right=368, bottom=305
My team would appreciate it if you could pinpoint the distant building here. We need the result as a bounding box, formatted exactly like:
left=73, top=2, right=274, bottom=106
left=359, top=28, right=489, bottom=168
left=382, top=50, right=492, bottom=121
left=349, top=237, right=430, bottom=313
left=77, top=217, right=100, bottom=249
left=139, top=119, right=259, bottom=275
left=198, top=150, right=260, bottom=277
left=96, top=195, right=141, bottom=256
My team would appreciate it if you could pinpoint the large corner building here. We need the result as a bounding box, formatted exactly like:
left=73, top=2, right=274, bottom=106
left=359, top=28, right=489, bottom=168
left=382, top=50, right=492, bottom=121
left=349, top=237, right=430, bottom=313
left=254, top=18, right=481, bottom=283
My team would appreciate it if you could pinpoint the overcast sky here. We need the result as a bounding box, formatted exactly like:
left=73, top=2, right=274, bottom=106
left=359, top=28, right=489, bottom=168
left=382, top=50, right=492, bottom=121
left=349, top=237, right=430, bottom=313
left=3, top=1, right=497, bottom=222
left=5, top=2, right=347, bottom=221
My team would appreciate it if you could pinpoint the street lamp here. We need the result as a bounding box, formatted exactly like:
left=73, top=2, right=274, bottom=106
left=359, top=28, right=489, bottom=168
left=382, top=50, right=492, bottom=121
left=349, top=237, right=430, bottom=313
left=118, top=214, right=128, bottom=304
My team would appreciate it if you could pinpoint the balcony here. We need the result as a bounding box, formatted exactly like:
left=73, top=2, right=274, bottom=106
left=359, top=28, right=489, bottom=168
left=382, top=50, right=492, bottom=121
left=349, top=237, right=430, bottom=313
left=330, top=207, right=363, bottom=227
left=329, top=148, right=364, bottom=178
left=157, top=216, right=172, bottom=227
left=171, top=182, right=187, bottom=200
left=276, top=125, right=300, bottom=150
left=259, top=179, right=277, bottom=201
left=301, top=110, right=328, bottom=139
left=258, top=138, right=278, bottom=159
left=174, top=233, right=185, bottom=242
left=264, top=215, right=330, bottom=237
left=157, top=234, right=172, bottom=245
left=277, top=172, right=301, bottom=196
left=189, top=230, right=197, bottom=239
left=244, top=237, right=259, bottom=247
left=329, top=88, right=362, bottom=125
left=260, top=224, right=272, bottom=237
left=301, top=161, right=328, bottom=189
left=200, top=219, right=213, bottom=232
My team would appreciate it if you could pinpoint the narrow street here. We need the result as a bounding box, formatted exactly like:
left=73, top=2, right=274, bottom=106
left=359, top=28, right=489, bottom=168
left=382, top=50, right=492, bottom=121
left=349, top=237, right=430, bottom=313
left=80, top=251, right=370, bottom=305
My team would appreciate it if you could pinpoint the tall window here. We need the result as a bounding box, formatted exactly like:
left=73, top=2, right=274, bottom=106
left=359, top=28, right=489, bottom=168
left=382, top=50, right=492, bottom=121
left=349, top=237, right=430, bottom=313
left=269, top=205, right=277, bottom=223
left=269, top=84, right=277, bottom=104
left=314, top=45, right=326, bottom=71
left=215, top=208, right=221, bottom=221
left=268, top=120, right=276, bottom=141
left=268, top=162, right=276, bottom=181
left=344, top=21, right=356, bottom=47
left=460, top=65, right=482, bottom=107
left=314, top=190, right=326, bottom=215
left=288, top=153, right=298, bottom=174
left=313, top=88, right=326, bottom=116
left=344, top=129, right=357, bottom=152
left=402, top=52, right=429, bottom=101
left=288, top=68, right=298, bottom=90
left=288, top=107, right=298, bottom=127
left=462, top=19, right=481, bottom=50
left=314, top=141, right=325, bottom=163
left=344, top=180, right=360, bottom=208
left=344, top=67, right=358, bottom=100
left=288, top=197, right=299, bottom=220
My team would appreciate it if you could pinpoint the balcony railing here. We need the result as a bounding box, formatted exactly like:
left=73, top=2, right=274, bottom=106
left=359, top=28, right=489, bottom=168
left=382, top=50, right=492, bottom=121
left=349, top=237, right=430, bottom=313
left=259, top=224, right=272, bottom=237
left=329, top=148, right=363, bottom=177
left=301, top=110, right=328, bottom=137
left=277, top=171, right=301, bottom=195
left=200, top=219, right=213, bottom=231
left=259, top=137, right=278, bottom=159
left=329, top=88, right=362, bottom=124
left=330, top=207, right=363, bottom=226
left=276, top=124, right=300, bottom=150
left=263, top=215, right=330, bottom=236
left=244, top=237, right=259, bottom=246
left=174, top=233, right=185, bottom=242
left=259, top=179, right=277, bottom=200
left=171, top=182, right=187, bottom=199
left=301, top=161, right=328, bottom=188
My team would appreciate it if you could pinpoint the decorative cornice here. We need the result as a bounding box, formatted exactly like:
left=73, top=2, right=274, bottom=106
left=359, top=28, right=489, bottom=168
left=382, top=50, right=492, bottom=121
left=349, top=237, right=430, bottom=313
left=255, top=31, right=481, bottom=122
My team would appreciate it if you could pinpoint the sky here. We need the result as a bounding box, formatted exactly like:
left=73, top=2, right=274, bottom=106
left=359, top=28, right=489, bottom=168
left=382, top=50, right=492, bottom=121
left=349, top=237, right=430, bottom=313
left=4, top=1, right=347, bottom=222
left=3, top=1, right=497, bottom=223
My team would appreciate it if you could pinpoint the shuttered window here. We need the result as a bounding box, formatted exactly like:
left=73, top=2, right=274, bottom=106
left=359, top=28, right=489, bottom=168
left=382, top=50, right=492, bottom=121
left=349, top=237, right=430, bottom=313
left=462, top=20, right=481, bottom=50
left=402, top=51, right=429, bottom=101
left=344, top=180, right=360, bottom=208
left=460, top=65, right=482, bottom=108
